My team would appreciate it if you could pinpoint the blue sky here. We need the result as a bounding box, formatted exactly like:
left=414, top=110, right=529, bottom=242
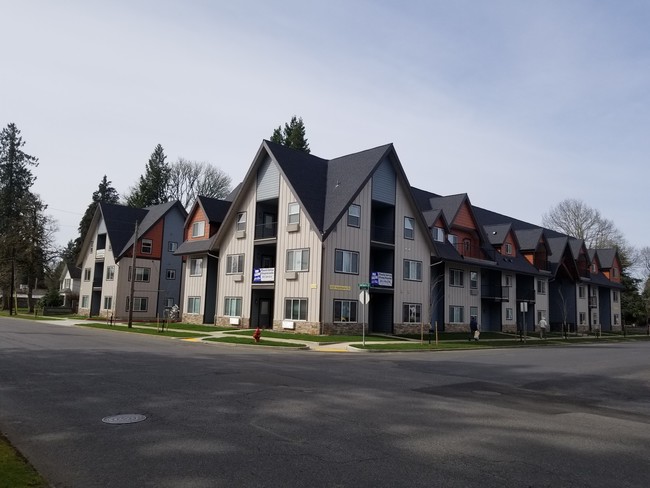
left=2, top=1, right=649, bottom=251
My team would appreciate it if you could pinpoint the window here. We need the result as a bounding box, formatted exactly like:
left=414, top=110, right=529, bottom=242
left=613, top=290, right=619, bottom=303
left=612, top=267, right=619, bottom=278
left=537, top=310, right=547, bottom=323
left=166, top=269, right=176, bottom=280
left=288, top=203, right=300, bottom=225
left=537, top=279, right=546, bottom=294
left=449, top=305, right=464, bottom=323
left=190, top=258, right=203, bottom=276
left=103, top=296, right=113, bottom=310
left=593, top=312, right=599, bottom=324
left=285, top=298, right=307, bottom=321
left=432, top=227, right=445, bottom=242
left=165, top=298, right=174, bottom=308
left=578, top=286, right=586, bottom=298
left=403, top=259, right=422, bottom=281
left=470, top=306, right=478, bottom=320
left=347, top=205, right=360, bottom=227
left=404, top=217, right=415, bottom=240
left=226, top=254, right=244, bottom=274
left=81, top=295, right=89, bottom=308
left=449, top=268, right=464, bottom=287
left=506, top=308, right=513, bottom=320
left=579, top=312, right=586, bottom=325
left=505, top=243, right=512, bottom=255
left=224, top=297, right=242, bottom=316
left=168, top=241, right=178, bottom=252
left=192, top=220, right=205, bottom=238
left=614, top=314, right=620, bottom=325
left=334, top=300, right=357, bottom=322
left=470, top=271, right=478, bottom=289
left=83, top=268, right=91, bottom=281
left=591, top=263, right=598, bottom=273
left=187, top=297, right=201, bottom=314
left=126, top=297, right=148, bottom=312
left=286, top=249, right=309, bottom=272
left=63, top=278, right=71, bottom=290
left=141, top=239, right=152, bottom=254
left=335, top=250, right=359, bottom=274
left=403, top=303, right=422, bottom=323
left=236, top=212, right=247, bottom=231
left=448, top=234, right=458, bottom=246
left=106, top=265, right=115, bottom=281
left=129, top=267, right=150, bottom=282
left=505, top=275, right=512, bottom=287
left=89, top=240, right=94, bottom=253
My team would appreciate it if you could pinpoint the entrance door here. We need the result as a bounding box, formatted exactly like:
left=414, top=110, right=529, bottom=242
left=258, top=298, right=272, bottom=328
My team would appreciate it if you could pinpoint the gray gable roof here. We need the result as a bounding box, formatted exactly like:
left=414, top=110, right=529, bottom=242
left=514, top=228, right=545, bottom=251
left=428, top=193, right=468, bottom=226
left=197, top=196, right=231, bottom=224
left=118, top=201, right=187, bottom=258
left=98, top=202, right=149, bottom=261
left=595, top=248, right=618, bottom=268
left=484, top=224, right=512, bottom=246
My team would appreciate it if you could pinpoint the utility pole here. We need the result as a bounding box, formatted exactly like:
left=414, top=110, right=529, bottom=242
left=127, top=220, right=139, bottom=328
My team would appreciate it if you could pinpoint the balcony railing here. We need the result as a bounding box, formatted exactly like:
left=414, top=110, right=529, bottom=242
left=371, top=225, right=395, bottom=244
left=254, top=222, right=278, bottom=240
left=453, top=242, right=482, bottom=260
left=481, top=285, right=510, bottom=301
left=589, top=296, right=598, bottom=308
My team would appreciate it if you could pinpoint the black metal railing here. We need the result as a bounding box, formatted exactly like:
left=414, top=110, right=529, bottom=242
left=481, top=285, right=509, bottom=301
left=254, top=222, right=278, bottom=239
left=371, top=225, right=395, bottom=244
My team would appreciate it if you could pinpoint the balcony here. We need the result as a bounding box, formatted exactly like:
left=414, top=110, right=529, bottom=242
left=371, top=225, right=395, bottom=245
left=452, top=242, right=482, bottom=260
left=481, top=285, right=509, bottom=301
left=254, top=222, right=277, bottom=240
left=589, top=296, right=598, bottom=308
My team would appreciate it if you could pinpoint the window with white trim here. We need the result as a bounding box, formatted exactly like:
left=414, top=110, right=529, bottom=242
left=187, top=297, right=201, bottom=314
left=449, top=305, right=464, bottom=323
left=81, top=295, right=89, bottom=308
left=334, top=300, right=357, bottom=322
left=129, top=267, right=150, bottom=282
left=505, top=243, right=513, bottom=255
left=192, top=220, right=205, bottom=238
left=404, top=217, right=415, bottom=240
left=506, top=308, right=513, bottom=320
left=579, top=312, right=586, bottom=325
left=613, top=290, right=619, bottom=303
left=537, top=279, right=546, bottom=294
left=285, top=298, right=307, bottom=321
left=537, top=310, right=547, bottom=323
left=286, top=249, right=309, bottom=272
left=505, top=275, right=512, bottom=287
left=166, top=269, right=176, bottom=280
left=165, top=297, right=174, bottom=308
left=347, top=205, right=360, bottom=228
left=449, top=268, right=464, bottom=287
left=448, top=234, right=458, bottom=246
left=335, top=249, right=359, bottom=274
left=103, top=296, right=113, bottom=310
left=141, top=239, right=152, bottom=254
left=432, top=227, right=445, bottom=242
left=83, top=268, right=91, bottom=281
left=126, top=297, right=148, bottom=312
left=579, top=286, right=586, bottom=298
left=614, top=314, right=620, bottom=325
left=236, top=212, right=246, bottom=232
left=226, top=254, right=244, bottom=274
left=168, top=241, right=178, bottom=252
left=403, top=259, right=422, bottom=281
left=470, top=271, right=478, bottom=290
left=106, top=266, right=115, bottom=281
left=224, top=297, right=242, bottom=316
left=190, top=258, right=203, bottom=276
left=403, top=303, right=421, bottom=323
left=288, top=203, right=300, bottom=225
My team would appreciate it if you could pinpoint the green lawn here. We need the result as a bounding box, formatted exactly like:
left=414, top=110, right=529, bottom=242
left=222, top=329, right=404, bottom=343
left=76, top=323, right=209, bottom=339
left=0, top=433, right=48, bottom=488
left=204, top=336, right=306, bottom=347
left=130, top=322, right=237, bottom=333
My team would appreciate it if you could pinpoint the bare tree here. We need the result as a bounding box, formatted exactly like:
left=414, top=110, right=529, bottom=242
left=168, top=158, right=232, bottom=209
left=542, top=198, right=624, bottom=248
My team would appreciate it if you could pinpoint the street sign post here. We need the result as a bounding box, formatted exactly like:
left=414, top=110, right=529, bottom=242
left=359, top=289, right=370, bottom=346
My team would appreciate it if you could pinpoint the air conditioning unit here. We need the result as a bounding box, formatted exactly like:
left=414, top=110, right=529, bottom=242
left=285, top=271, right=297, bottom=280
left=233, top=274, right=244, bottom=282
left=282, top=320, right=295, bottom=330
left=229, top=317, right=240, bottom=325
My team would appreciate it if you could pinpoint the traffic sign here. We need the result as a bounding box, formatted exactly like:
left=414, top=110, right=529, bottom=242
left=359, top=282, right=370, bottom=290
left=359, top=290, right=370, bottom=305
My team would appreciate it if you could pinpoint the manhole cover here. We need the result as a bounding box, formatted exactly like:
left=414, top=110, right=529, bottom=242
left=102, top=414, right=147, bottom=425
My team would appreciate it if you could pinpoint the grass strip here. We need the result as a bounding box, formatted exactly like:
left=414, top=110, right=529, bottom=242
left=223, top=329, right=402, bottom=343
left=77, top=323, right=209, bottom=338
left=205, top=336, right=306, bottom=347
left=0, top=433, right=48, bottom=488
left=129, top=323, right=237, bottom=333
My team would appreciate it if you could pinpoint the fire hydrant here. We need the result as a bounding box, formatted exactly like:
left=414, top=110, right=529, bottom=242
left=253, top=327, right=262, bottom=343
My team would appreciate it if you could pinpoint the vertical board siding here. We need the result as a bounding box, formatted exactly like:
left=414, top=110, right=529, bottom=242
left=371, top=158, right=396, bottom=205
left=256, top=157, right=280, bottom=201
left=444, top=264, right=479, bottom=325
left=454, top=202, right=476, bottom=230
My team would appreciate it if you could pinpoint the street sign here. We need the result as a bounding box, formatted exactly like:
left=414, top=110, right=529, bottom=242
left=359, top=290, right=370, bottom=305
left=359, top=282, right=370, bottom=290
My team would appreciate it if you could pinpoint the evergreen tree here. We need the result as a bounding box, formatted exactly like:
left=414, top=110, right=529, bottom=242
left=125, top=144, right=171, bottom=207
left=73, top=175, right=120, bottom=261
left=270, top=116, right=310, bottom=153
left=0, top=123, right=39, bottom=311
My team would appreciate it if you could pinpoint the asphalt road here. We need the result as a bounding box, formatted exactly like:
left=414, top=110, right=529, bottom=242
left=1, top=317, right=649, bottom=488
